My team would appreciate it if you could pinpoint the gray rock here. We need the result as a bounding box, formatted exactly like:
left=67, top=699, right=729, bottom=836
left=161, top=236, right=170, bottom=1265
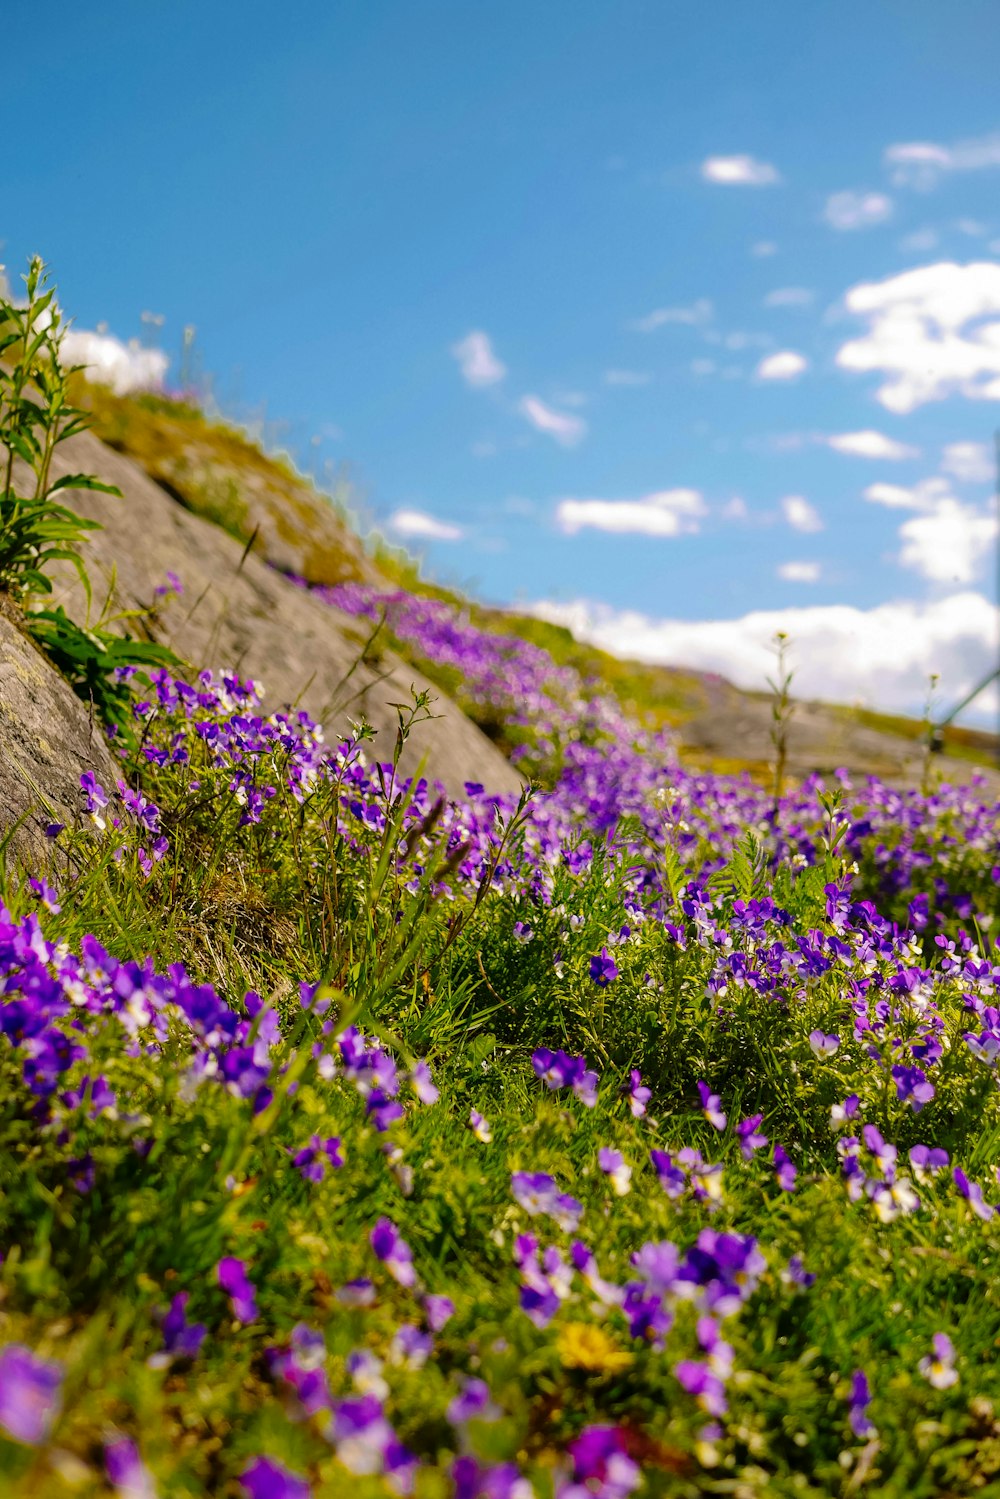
left=0, top=610, right=120, bottom=873
left=36, top=431, right=525, bottom=800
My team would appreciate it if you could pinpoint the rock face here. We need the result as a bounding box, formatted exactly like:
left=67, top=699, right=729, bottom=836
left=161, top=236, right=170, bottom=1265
left=35, top=431, right=524, bottom=800
left=0, top=612, right=120, bottom=872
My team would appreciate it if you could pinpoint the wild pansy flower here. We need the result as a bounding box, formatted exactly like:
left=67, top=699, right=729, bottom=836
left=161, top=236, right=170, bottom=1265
left=561, top=1425, right=640, bottom=1499
left=240, top=1455, right=311, bottom=1499
left=424, top=1294, right=455, bottom=1331
left=909, top=1144, right=949, bottom=1182
left=389, top=1325, right=433, bottom=1369
left=105, top=1435, right=156, bottom=1498
left=337, top=1279, right=376, bottom=1307
left=217, top=1257, right=258, bottom=1323
left=370, top=1218, right=417, bottom=1287
left=697, top=1081, right=726, bottom=1132
left=589, top=948, right=618, bottom=987
left=773, top=1145, right=797, bottom=1192
left=152, top=1291, right=206, bottom=1365
left=469, top=1108, right=493, bottom=1143
left=830, top=1094, right=860, bottom=1127
left=808, top=1029, right=840, bottom=1058
left=80, top=771, right=109, bottom=829
left=453, top=1457, right=532, bottom=1499
left=650, top=1148, right=687, bottom=1199
left=892, top=1064, right=934, bottom=1112
left=919, top=1332, right=958, bottom=1389
left=736, top=1114, right=768, bottom=1161
left=27, top=878, right=60, bottom=915
left=346, top=1350, right=389, bottom=1399
left=291, top=1135, right=343, bottom=1182
left=781, top=1254, right=816, bottom=1290
left=675, top=1358, right=728, bottom=1417
left=848, top=1369, right=876, bottom=1439
left=598, top=1147, right=632, bottom=1196
left=954, top=1167, right=994, bottom=1221
left=625, top=1068, right=651, bottom=1118
left=0, top=1344, right=63, bottom=1444
left=531, top=1048, right=599, bottom=1107
left=409, top=1060, right=439, bottom=1105
left=447, top=1377, right=500, bottom=1426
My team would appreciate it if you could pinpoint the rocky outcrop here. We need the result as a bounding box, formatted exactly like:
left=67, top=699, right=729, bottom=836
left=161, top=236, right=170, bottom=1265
left=0, top=611, right=120, bottom=872
left=34, top=431, right=524, bottom=799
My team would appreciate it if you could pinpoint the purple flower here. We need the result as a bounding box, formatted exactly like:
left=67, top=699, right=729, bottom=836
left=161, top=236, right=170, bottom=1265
left=954, top=1167, right=994, bottom=1221
left=892, top=1065, right=935, bottom=1113
left=675, top=1358, right=728, bottom=1417
left=453, top=1456, right=531, bottom=1499
left=909, top=1144, right=949, bottom=1181
left=28, top=879, right=60, bottom=915
left=564, top=1425, right=640, bottom=1498
left=424, top=1295, right=455, bottom=1331
left=469, top=1109, right=493, bottom=1143
left=217, top=1257, right=258, bottom=1322
left=410, top=1059, right=439, bottom=1105
left=808, top=1029, right=840, bottom=1058
left=598, top=1147, right=632, bottom=1196
left=848, top=1368, right=876, bottom=1439
left=105, top=1436, right=156, bottom=1498
left=389, top=1324, right=433, bottom=1369
left=370, top=1217, right=416, bottom=1287
left=919, top=1332, right=958, bottom=1389
left=0, top=1344, right=63, bottom=1444
left=782, top=1255, right=816, bottom=1290
left=240, top=1456, right=311, bottom=1499
left=510, top=1171, right=557, bottom=1217
left=291, top=1135, right=344, bottom=1182
left=697, top=1081, right=726, bottom=1132
left=626, top=1069, right=651, bottom=1119
left=589, top=948, right=618, bottom=987
left=448, top=1377, right=499, bottom=1425
left=774, top=1145, right=797, bottom=1192
left=157, top=1292, right=206, bottom=1362
left=735, top=1114, right=768, bottom=1161
left=831, top=1094, right=860, bottom=1126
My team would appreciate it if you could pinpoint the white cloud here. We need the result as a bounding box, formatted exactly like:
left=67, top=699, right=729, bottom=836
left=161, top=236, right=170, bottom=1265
left=388, top=508, right=464, bottom=542
left=885, top=133, right=1000, bottom=190
left=451, top=330, right=506, bottom=387
left=835, top=261, right=1000, bottom=413
left=632, top=298, right=713, bottom=333
left=604, top=369, right=652, bottom=386
left=751, top=241, right=778, bottom=257
left=764, top=287, right=814, bottom=308
left=898, top=499, right=997, bottom=583
left=956, top=218, right=988, bottom=238
left=823, top=191, right=893, bottom=231
left=691, top=358, right=717, bottom=376
left=62, top=328, right=168, bottom=395
left=863, top=478, right=949, bottom=510
left=782, top=495, right=823, bottom=532
left=528, top=591, right=998, bottom=721
left=826, top=429, right=920, bottom=460
left=941, top=440, right=994, bottom=483
left=701, top=154, right=781, bottom=186
left=777, top=561, right=821, bottom=583
left=518, top=396, right=587, bottom=447
left=722, top=496, right=749, bottom=521
left=555, top=488, right=705, bottom=538
left=756, top=350, right=808, bottom=381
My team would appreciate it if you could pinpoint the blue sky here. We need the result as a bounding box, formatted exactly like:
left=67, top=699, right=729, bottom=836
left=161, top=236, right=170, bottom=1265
left=7, top=1, right=1000, bottom=718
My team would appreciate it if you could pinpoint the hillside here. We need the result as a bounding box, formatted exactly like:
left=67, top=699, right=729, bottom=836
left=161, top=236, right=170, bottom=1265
left=75, top=381, right=1000, bottom=793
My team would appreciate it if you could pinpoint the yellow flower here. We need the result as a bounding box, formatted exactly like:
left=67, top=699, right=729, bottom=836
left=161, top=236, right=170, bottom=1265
left=556, top=1322, right=634, bottom=1374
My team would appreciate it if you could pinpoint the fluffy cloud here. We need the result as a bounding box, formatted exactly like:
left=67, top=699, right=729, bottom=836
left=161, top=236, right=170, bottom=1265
left=519, top=396, right=587, bottom=446
left=826, top=430, right=920, bottom=460
left=388, top=508, right=463, bottom=542
left=782, top=495, right=824, bottom=532
left=451, top=330, right=506, bottom=387
left=756, top=350, right=808, bottom=381
left=863, top=475, right=996, bottom=583
left=529, top=592, right=998, bottom=720
left=701, top=154, right=781, bottom=186
left=898, top=500, right=997, bottom=584
left=61, top=328, right=168, bottom=395
left=751, top=241, right=778, bottom=257
left=632, top=299, right=713, bottom=333
left=835, top=261, right=1000, bottom=413
left=764, top=287, right=814, bottom=308
left=823, top=191, right=893, bottom=231
left=941, top=440, right=994, bottom=483
left=555, top=489, right=705, bottom=538
left=777, top=561, right=821, bottom=583
left=885, top=133, right=1000, bottom=190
